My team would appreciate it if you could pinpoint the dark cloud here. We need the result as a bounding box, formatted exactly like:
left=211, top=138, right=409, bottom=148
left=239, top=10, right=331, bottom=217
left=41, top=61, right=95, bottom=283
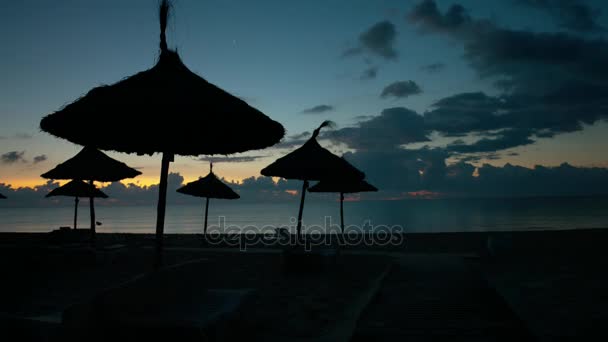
left=354, top=115, right=374, bottom=121
left=340, top=145, right=608, bottom=197
left=343, top=21, right=398, bottom=60
left=420, top=62, right=446, bottom=73
left=423, top=92, right=505, bottom=136
left=408, top=0, right=472, bottom=33
left=33, top=155, right=47, bottom=164
left=273, top=131, right=311, bottom=149
left=343, top=147, right=447, bottom=192
left=516, top=0, right=605, bottom=32
left=1, top=151, right=26, bottom=164
left=330, top=107, right=429, bottom=150
left=360, top=66, right=378, bottom=80
left=198, top=155, right=265, bottom=163
left=288, top=131, right=311, bottom=140
left=300, top=104, right=335, bottom=114
left=380, top=80, right=423, bottom=99
left=405, top=0, right=608, bottom=151
left=446, top=129, right=535, bottom=153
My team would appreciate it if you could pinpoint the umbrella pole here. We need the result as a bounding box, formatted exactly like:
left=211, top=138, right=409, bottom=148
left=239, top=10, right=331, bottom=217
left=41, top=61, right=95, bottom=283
left=204, top=197, right=210, bottom=235
left=340, top=192, right=344, bottom=234
left=296, top=180, right=309, bottom=239
left=89, top=180, right=95, bottom=247
left=74, top=197, right=79, bottom=230
left=155, top=152, right=173, bottom=269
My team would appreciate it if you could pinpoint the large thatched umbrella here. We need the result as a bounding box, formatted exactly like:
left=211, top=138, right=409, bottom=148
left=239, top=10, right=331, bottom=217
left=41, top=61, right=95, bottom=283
left=176, top=163, right=239, bottom=235
left=41, top=146, right=141, bottom=244
left=261, top=121, right=364, bottom=237
left=308, top=178, right=377, bottom=233
left=40, top=1, right=284, bottom=267
left=46, top=180, right=108, bottom=230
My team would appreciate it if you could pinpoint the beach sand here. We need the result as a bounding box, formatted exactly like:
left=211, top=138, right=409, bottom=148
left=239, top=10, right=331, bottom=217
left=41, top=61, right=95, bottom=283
left=1, top=229, right=608, bottom=340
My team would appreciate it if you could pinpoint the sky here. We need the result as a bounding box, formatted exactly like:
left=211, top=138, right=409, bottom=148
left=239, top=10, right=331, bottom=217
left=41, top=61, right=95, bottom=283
left=1, top=0, right=608, bottom=201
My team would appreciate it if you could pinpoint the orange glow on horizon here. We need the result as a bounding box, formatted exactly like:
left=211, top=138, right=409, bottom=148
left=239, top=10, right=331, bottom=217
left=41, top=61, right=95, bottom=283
left=407, top=190, right=443, bottom=199
left=2, top=175, right=257, bottom=190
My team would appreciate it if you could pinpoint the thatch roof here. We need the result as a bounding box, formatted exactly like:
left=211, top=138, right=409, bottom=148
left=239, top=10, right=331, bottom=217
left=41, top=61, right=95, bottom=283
left=39, top=1, right=284, bottom=156
left=261, top=121, right=364, bottom=181
left=46, top=180, right=108, bottom=199
left=41, top=146, right=141, bottom=182
left=308, top=178, right=378, bottom=194
left=176, top=165, right=239, bottom=200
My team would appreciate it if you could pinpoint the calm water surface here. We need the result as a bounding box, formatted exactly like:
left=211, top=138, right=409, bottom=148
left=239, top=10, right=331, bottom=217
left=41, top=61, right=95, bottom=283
left=1, top=197, right=607, bottom=234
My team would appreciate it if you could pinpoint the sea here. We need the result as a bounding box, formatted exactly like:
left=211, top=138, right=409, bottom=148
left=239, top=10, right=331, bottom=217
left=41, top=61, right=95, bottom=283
left=1, top=197, right=607, bottom=234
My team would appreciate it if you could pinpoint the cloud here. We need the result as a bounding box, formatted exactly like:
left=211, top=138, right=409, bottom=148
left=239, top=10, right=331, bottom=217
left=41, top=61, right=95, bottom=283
left=339, top=144, right=608, bottom=197
left=300, top=105, right=335, bottom=114
left=516, top=0, right=605, bottom=32
left=330, top=107, right=429, bottom=150
left=1, top=151, right=26, bottom=164
left=343, top=21, right=398, bottom=60
left=273, top=131, right=311, bottom=149
left=0, top=172, right=308, bottom=207
left=360, top=66, right=378, bottom=80
left=198, top=155, right=265, bottom=163
left=33, top=155, right=47, bottom=164
left=408, top=0, right=472, bottom=33
left=405, top=0, right=608, bottom=151
left=420, top=62, right=445, bottom=73
left=380, top=80, right=423, bottom=99
left=446, top=128, right=535, bottom=153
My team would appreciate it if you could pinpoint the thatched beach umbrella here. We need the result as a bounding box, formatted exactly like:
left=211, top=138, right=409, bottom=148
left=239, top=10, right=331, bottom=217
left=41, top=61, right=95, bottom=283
left=46, top=180, right=108, bottom=230
left=176, top=163, right=239, bottom=235
left=40, top=0, right=284, bottom=267
left=261, top=121, right=364, bottom=237
left=41, top=146, right=141, bottom=244
left=308, top=178, right=377, bottom=233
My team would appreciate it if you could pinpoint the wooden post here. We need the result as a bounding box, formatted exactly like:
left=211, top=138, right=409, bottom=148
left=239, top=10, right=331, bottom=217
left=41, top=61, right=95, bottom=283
left=89, top=180, right=95, bottom=246
left=296, top=180, right=309, bottom=239
left=74, top=197, right=79, bottom=230
left=204, top=197, right=210, bottom=235
left=154, top=152, right=173, bottom=269
left=340, top=192, right=345, bottom=234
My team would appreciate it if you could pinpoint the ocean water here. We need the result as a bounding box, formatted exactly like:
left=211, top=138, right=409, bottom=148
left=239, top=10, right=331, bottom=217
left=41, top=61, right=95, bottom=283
left=1, top=197, right=607, bottom=234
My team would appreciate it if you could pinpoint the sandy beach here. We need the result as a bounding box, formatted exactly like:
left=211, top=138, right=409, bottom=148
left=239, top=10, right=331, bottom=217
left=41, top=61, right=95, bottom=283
left=1, top=229, right=607, bottom=340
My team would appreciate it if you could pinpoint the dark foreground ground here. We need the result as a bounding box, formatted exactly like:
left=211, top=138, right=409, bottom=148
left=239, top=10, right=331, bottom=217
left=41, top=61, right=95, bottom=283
left=0, top=229, right=607, bottom=341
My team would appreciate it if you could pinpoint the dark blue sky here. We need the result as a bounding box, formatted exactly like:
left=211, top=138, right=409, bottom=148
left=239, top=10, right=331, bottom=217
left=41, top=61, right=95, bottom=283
left=1, top=0, right=607, bottom=198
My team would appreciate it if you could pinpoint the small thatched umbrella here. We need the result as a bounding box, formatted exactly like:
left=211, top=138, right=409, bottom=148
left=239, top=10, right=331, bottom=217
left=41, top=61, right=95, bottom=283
left=46, top=180, right=108, bottom=230
left=0, top=193, right=6, bottom=199
left=40, top=1, right=284, bottom=267
left=176, top=163, right=239, bottom=235
left=308, top=178, right=377, bottom=233
left=41, top=146, right=140, bottom=244
left=261, top=121, right=364, bottom=237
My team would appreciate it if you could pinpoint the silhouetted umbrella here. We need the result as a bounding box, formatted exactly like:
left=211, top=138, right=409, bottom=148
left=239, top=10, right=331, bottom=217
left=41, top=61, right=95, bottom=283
left=261, top=121, right=364, bottom=237
left=41, top=146, right=141, bottom=244
left=46, top=180, right=108, bottom=230
left=0, top=193, right=6, bottom=199
left=39, top=1, right=284, bottom=267
left=176, top=163, right=239, bottom=235
left=308, top=178, right=377, bottom=233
